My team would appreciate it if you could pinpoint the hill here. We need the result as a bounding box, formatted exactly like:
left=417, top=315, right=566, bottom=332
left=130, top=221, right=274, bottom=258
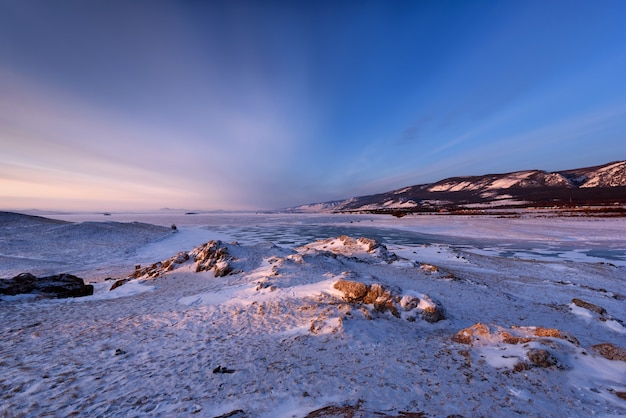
left=290, top=161, right=626, bottom=214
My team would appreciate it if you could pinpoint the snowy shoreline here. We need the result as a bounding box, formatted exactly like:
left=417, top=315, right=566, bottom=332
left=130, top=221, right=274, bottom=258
left=1, top=212, right=625, bottom=417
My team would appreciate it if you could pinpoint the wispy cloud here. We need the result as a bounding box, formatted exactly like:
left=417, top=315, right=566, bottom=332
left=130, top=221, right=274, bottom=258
left=0, top=71, right=302, bottom=210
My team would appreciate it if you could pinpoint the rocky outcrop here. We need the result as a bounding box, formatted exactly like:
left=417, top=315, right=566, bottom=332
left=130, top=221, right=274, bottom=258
left=125, top=241, right=236, bottom=283
left=0, top=273, right=93, bottom=298
left=333, top=279, right=445, bottom=322
left=190, top=241, right=234, bottom=276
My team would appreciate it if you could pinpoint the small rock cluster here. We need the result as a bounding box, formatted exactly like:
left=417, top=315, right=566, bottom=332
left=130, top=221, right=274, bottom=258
left=452, top=323, right=579, bottom=346
left=126, top=240, right=235, bottom=282
left=333, top=279, right=445, bottom=322
left=112, top=241, right=236, bottom=290
left=451, top=323, right=576, bottom=371
left=129, top=252, right=190, bottom=280
left=451, top=322, right=626, bottom=376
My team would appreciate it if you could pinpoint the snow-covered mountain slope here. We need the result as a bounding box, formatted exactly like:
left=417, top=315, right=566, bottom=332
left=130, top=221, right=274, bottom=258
left=290, top=160, right=626, bottom=213
left=562, top=161, right=626, bottom=188
left=427, top=170, right=572, bottom=193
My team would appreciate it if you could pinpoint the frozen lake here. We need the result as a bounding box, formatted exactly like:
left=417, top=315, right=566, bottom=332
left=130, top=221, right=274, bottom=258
left=25, top=211, right=626, bottom=276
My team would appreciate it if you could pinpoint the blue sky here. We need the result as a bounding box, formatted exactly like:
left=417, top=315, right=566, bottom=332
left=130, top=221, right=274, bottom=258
left=1, top=0, right=625, bottom=211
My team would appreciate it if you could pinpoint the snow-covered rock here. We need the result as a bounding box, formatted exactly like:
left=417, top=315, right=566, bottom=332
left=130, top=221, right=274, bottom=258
left=296, top=236, right=398, bottom=263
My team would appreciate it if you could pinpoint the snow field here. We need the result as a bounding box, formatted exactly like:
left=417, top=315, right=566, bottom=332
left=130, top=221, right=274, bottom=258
left=1, top=213, right=626, bottom=416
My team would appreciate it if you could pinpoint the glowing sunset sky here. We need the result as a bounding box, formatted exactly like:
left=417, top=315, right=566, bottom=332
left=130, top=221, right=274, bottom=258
left=1, top=1, right=626, bottom=211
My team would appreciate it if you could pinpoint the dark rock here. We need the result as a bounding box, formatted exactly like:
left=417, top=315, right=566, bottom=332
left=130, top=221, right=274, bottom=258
left=527, top=348, right=557, bottom=368
left=304, top=405, right=426, bottom=418
left=0, top=272, right=36, bottom=295
left=0, top=273, right=93, bottom=298
left=213, top=410, right=246, bottom=418
left=212, top=365, right=235, bottom=374
left=513, top=361, right=531, bottom=372
left=420, top=303, right=446, bottom=323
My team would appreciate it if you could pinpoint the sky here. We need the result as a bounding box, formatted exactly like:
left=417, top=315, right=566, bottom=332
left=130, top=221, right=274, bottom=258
left=1, top=0, right=626, bottom=211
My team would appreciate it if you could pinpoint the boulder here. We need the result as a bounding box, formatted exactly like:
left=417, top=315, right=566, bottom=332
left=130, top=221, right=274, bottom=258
left=213, top=411, right=246, bottom=418
left=0, top=273, right=93, bottom=298
left=333, top=279, right=368, bottom=302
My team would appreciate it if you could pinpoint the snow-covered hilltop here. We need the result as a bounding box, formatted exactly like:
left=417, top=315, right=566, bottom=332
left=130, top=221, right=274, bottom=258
left=290, top=160, right=626, bottom=213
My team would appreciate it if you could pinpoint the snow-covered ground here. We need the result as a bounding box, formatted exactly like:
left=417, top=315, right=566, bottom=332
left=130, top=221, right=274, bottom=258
left=1, top=211, right=625, bottom=417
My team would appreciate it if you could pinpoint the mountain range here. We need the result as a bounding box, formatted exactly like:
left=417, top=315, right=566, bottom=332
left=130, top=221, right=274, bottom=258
left=290, top=160, right=626, bottom=214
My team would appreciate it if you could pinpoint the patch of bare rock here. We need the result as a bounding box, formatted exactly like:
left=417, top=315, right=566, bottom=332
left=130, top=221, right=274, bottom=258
left=570, top=297, right=625, bottom=329
left=572, top=298, right=607, bottom=315
left=591, top=342, right=626, bottom=362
